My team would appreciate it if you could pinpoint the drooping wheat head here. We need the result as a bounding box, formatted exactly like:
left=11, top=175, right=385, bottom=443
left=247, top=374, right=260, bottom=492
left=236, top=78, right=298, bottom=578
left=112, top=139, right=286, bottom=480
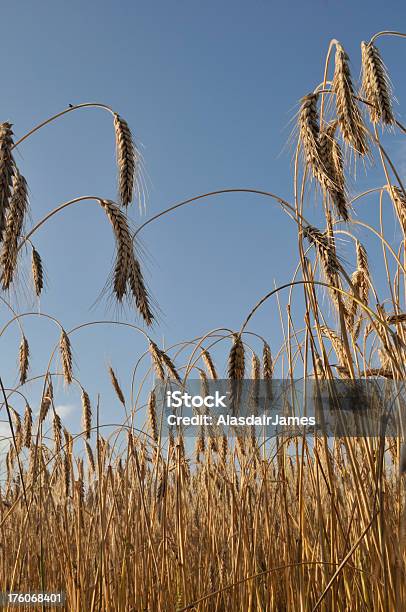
left=22, top=403, right=32, bottom=449
left=228, top=334, right=245, bottom=380
left=148, top=390, right=158, bottom=443
left=333, top=43, right=369, bottom=155
left=361, top=41, right=395, bottom=126
left=1, top=171, right=29, bottom=289
left=100, top=199, right=152, bottom=324
left=31, top=246, right=44, bottom=297
left=0, top=122, right=15, bottom=241
left=18, top=335, right=29, bottom=385
left=318, top=121, right=349, bottom=220
left=109, top=366, right=126, bottom=405
left=201, top=348, right=218, bottom=379
left=114, top=113, right=136, bottom=207
left=59, top=329, right=73, bottom=385
left=81, top=389, right=92, bottom=439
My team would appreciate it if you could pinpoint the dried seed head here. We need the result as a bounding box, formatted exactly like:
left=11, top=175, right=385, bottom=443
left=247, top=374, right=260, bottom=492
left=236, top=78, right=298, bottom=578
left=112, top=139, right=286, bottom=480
left=361, top=41, right=394, bottom=126
left=333, top=43, right=369, bottom=155
left=31, top=246, right=43, bottom=297
left=23, top=403, right=32, bottom=449
left=318, top=122, right=349, bottom=220
left=10, top=407, right=22, bottom=454
left=228, top=334, right=245, bottom=380
left=299, top=92, right=321, bottom=164
left=304, top=225, right=342, bottom=309
left=100, top=199, right=152, bottom=324
left=201, top=349, right=218, bottom=379
left=356, top=241, right=369, bottom=277
left=320, top=326, right=349, bottom=370
left=251, top=353, right=260, bottom=379
left=101, top=199, right=133, bottom=301
left=386, top=313, right=406, bottom=325
left=148, top=390, right=158, bottom=443
left=299, top=94, right=331, bottom=187
left=299, top=97, right=347, bottom=220
left=109, top=366, right=125, bottom=405
left=19, top=335, right=29, bottom=385
left=85, top=441, right=95, bottom=472
left=386, top=185, right=406, bottom=234
left=149, top=340, right=181, bottom=383
left=114, top=113, right=136, bottom=207
left=39, top=395, right=51, bottom=424
left=149, top=340, right=165, bottom=379
left=160, top=348, right=181, bottom=384
left=0, top=122, right=16, bottom=241
left=1, top=172, right=29, bottom=289
left=53, top=412, right=62, bottom=452
left=60, top=330, right=73, bottom=385
left=81, top=389, right=92, bottom=439
left=262, top=343, right=273, bottom=380
left=128, top=256, right=153, bottom=326
left=195, top=425, right=205, bottom=461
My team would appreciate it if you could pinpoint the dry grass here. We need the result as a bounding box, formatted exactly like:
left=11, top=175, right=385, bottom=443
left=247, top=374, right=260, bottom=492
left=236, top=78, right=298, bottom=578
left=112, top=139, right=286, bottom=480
left=0, top=29, right=405, bottom=612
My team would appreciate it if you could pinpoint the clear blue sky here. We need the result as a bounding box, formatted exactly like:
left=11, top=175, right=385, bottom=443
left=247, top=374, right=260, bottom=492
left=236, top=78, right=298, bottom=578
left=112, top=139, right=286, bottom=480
left=0, top=1, right=405, bottom=437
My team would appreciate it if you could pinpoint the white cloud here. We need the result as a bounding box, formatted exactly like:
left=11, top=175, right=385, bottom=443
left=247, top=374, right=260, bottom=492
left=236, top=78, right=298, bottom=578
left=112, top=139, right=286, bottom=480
left=54, top=404, right=76, bottom=419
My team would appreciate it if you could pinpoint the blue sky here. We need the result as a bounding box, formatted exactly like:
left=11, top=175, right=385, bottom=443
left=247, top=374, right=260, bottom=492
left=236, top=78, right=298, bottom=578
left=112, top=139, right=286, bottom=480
left=0, top=1, right=405, bottom=438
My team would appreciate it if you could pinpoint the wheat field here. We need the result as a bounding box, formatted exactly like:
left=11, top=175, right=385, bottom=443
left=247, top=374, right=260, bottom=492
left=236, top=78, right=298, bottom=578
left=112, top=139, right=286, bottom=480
left=1, top=30, right=406, bottom=611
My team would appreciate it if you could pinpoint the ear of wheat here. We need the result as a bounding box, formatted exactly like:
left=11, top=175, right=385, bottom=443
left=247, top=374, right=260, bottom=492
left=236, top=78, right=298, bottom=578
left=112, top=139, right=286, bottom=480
left=31, top=246, right=44, bottom=296
left=60, top=330, right=73, bottom=385
left=114, top=114, right=136, bottom=207
left=109, top=366, right=126, bottom=405
left=1, top=171, right=29, bottom=289
left=81, top=389, right=92, bottom=439
left=148, top=390, right=158, bottom=443
left=23, top=403, right=32, bottom=449
left=386, top=185, right=406, bottom=234
left=304, top=225, right=342, bottom=309
left=228, top=334, right=245, bottom=379
left=299, top=97, right=348, bottom=220
left=333, top=43, right=369, bottom=155
left=361, top=41, right=394, bottom=126
left=0, top=122, right=16, bottom=242
left=318, top=122, right=348, bottom=220
left=100, top=199, right=153, bottom=324
left=201, top=349, right=218, bottom=379
left=19, top=335, right=29, bottom=385
left=149, top=340, right=165, bottom=379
